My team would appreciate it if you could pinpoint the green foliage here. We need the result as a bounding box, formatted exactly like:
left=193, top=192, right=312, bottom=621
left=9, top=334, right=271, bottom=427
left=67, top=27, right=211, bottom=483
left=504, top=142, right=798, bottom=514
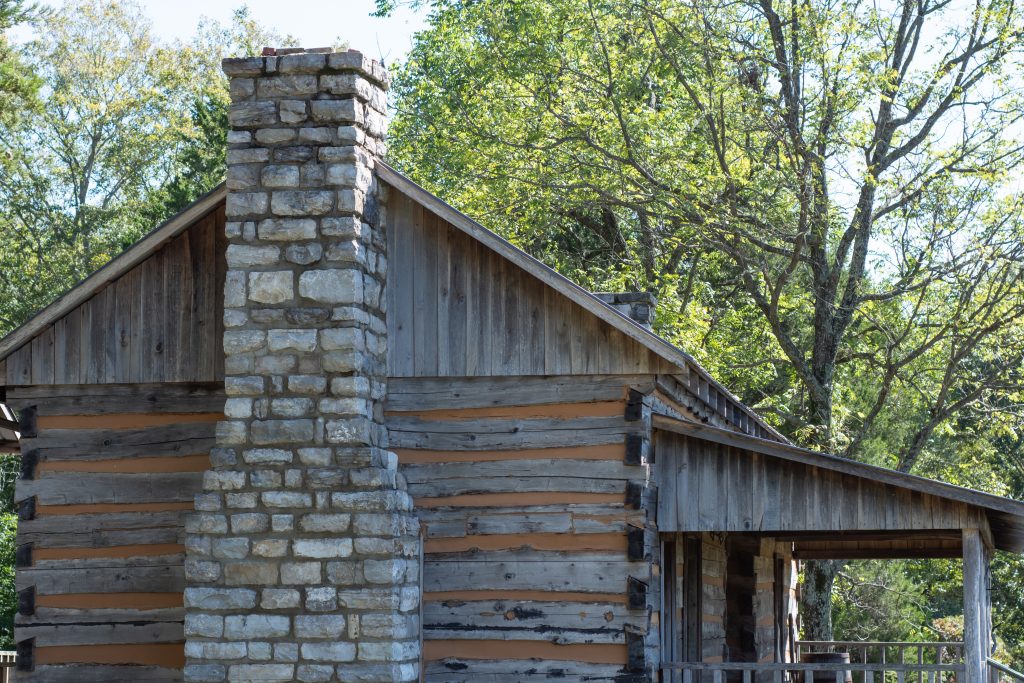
left=0, top=514, right=15, bottom=649
left=386, top=0, right=1024, bottom=643
left=834, top=561, right=930, bottom=643
left=0, top=0, right=40, bottom=126
left=0, top=4, right=288, bottom=337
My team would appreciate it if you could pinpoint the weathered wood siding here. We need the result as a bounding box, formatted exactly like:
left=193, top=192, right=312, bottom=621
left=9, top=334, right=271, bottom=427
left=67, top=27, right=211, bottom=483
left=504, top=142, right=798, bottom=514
left=9, top=383, right=223, bottom=682
left=386, top=192, right=678, bottom=378
left=3, top=205, right=226, bottom=387
left=662, top=533, right=793, bottom=671
left=656, top=432, right=982, bottom=534
left=387, top=375, right=655, bottom=682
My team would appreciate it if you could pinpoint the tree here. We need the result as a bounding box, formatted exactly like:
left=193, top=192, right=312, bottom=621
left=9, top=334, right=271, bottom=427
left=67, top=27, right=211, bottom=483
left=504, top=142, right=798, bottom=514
left=0, top=0, right=197, bottom=333
left=0, top=3, right=289, bottom=336
left=381, top=0, right=1024, bottom=640
left=0, top=0, right=39, bottom=126
left=145, top=7, right=297, bottom=220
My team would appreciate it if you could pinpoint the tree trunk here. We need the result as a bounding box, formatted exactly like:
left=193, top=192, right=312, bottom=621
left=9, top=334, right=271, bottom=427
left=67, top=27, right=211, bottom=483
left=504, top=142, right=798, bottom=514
left=799, top=559, right=842, bottom=641
left=801, top=374, right=840, bottom=641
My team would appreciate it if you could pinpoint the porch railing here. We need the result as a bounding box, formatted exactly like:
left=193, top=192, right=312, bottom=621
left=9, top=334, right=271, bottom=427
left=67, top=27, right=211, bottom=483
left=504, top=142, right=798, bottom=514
left=797, top=641, right=965, bottom=668
left=0, top=651, right=14, bottom=683
left=661, top=661, right=965, bottom=683
left=988, top=659, right=1024, bottom=683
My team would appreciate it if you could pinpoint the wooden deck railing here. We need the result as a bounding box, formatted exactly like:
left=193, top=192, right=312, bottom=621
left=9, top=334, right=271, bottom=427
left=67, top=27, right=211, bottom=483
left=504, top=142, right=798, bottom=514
left=0, top=651, right=15, bottom=683
left=988, top=659, right=1024, bottom=683
left=797, top=641, right=965, bottom=667
left=661, top=661, right=966, bottom=683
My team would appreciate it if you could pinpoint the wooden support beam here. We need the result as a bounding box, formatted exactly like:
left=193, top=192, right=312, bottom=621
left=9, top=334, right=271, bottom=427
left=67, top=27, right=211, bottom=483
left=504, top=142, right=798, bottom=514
left=625, top=626, right=645, bottom=672
left=17, top=496, right=36, bottom=521
left=624, top=434, right=644, bottom=466
left=627, top=525, right=646, bottom=561
left=17, top=637, right=33, bottom=671
left=962, top=528, right=988, bottom=683
left=18, top=406, right=37, bottom=439
left=18, top=586, right=34, bottom=616
left=625, top=481, right=644, bottom=510
left=627, top=576, right=648, bottom=610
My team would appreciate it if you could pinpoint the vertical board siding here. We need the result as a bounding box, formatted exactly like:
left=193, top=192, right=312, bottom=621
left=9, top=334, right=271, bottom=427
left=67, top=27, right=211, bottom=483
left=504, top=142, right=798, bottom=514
left=4, top=205, right=226, bottom=386
left=386, top=192, right=676, bottom=377
left=387, top=375, right=652, bottom=681
left=8, top=383, right=223, bottom=682
left=656, top=431, right=973, bottom=534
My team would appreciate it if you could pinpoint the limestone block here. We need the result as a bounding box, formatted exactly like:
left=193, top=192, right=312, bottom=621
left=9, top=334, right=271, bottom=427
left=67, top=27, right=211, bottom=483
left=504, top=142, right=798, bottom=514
left=242, top=448, right=293, bottom=464
left=226, top=664, right=295, bottom=682
left=271, top=190, right=334, bottom=216
left=224, top=561, right=280, bottom=586
left=185, top=587, right=257, bottom=610
left=281, top=562, right=322, bottom=584
left=230, top=513, right=269, bottom=534
left=293, top=538, right=353, bottom=559
left=300, top=642, right=357, bottom=663
left=257, top=75, right=318, bottom=98
left=248, top=271, right=294, bottom=304
left=229, top=101, right=277, bottom=127
left=298, top=514, right=351, bottom=534
left=299, top=268, right=363, bottom=304
left=268, top=328, right=318, bottom=352
left=261, top=588, right=301, bottom=610
left=224, top=615, right=291, bottom=639
left=295, top=614, right=346, bottom=639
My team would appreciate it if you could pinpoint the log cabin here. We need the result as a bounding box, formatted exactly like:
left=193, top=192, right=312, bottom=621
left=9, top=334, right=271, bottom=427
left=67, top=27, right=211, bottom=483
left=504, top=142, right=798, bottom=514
left=0, top=47, right=1022, bottom=683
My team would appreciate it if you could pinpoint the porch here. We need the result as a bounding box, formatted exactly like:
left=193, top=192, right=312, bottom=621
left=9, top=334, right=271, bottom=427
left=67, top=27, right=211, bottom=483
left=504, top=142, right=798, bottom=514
left=652, top=416, right=1024, bottom=683
left=663, top=643, right=1024, bottom=683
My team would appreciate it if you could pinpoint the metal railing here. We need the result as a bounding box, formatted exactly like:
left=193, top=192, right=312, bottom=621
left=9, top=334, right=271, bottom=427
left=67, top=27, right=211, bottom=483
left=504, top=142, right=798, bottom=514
left=988, top=659, right=1024, bottom=683
left=661, top=661, right=966, bottom=683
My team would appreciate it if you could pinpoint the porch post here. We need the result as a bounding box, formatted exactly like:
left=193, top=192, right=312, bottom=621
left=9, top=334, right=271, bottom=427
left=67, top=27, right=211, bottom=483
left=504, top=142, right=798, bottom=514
left=963, top=527, right=989, bottom=683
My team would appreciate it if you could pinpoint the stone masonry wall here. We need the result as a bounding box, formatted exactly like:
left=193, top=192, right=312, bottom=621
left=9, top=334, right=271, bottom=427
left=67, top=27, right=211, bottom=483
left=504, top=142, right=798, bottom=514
left=183, top=48, right=421, bottom=683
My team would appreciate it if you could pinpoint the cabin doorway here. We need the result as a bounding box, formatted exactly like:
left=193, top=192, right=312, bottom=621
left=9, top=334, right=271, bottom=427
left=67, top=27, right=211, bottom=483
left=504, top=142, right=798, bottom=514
left=662, top=534, right=705, bottom=668
left=725, top=536, right=759, bottom=664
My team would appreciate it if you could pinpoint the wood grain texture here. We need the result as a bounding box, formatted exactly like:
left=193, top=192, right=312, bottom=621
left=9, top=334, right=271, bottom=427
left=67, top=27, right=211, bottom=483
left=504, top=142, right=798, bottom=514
left=379, top=163, right=786, bottom=446
left=4, top=383, right=225, bottom=416
left=653, top=415, right=1024, bottom=552
left=422, top=659, right=645, bottom=683
left=393, top=376, right=652, bottom=676
left=4, top=206, right=226, bottom=386
left=385, top=191, right=676, bottom=378
left=13, top=403, right=216, bottom=679
left=14, top=664, right=183, bottom=682
left=0, top=185, right=225, bottom=365
left=657, top=430, right=983, bottom=540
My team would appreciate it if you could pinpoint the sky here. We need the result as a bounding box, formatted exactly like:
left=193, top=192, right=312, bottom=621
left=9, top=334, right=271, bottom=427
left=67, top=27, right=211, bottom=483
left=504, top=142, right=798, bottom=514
left=12, top=0, right=430, bottom=63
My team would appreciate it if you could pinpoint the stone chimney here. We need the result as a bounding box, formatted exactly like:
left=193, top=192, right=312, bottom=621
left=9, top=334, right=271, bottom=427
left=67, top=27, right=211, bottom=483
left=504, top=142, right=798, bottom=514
left=594, top=292, right=657, bottom=329
left=183, top=49, right=420, bottom=683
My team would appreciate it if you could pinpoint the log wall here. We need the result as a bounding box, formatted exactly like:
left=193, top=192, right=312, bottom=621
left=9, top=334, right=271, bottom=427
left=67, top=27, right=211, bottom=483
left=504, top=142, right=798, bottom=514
left=8, top=383, right=223, bottom=682
left=387, top=375, right=657, bottom=682
left=2, top=206, right=226, bottom=387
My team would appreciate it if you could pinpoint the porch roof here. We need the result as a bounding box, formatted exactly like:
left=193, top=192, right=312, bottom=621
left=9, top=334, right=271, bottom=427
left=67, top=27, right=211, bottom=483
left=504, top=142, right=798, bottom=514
left=653, top=414, right=1024, bottom=553
left=0, top=403, right=19, bottom=454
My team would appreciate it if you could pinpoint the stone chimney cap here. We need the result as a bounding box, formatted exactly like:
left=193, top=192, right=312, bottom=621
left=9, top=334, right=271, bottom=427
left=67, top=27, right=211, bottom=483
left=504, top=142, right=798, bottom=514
left=594, top=291, right=657, bottom=329
left=223, top=48, right=389, bottom=86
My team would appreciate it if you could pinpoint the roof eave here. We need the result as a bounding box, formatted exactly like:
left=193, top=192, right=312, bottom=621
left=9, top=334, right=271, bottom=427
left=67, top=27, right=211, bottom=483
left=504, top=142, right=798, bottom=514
left=653, top=413, right=1024, bottom=553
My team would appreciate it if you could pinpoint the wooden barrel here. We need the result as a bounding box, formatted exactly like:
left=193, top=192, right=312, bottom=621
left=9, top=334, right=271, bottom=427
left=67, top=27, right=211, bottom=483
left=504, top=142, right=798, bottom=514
left=800, top=652, right=854, bottom=683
